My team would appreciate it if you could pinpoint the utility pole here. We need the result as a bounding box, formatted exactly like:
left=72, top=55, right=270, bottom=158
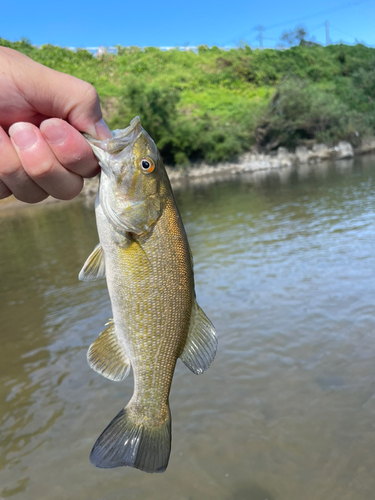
left=256, top=25, right=264, bottom=49
left=325, top=20, right=329, bottom=46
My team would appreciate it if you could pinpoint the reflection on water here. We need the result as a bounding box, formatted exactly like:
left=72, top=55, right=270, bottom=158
left=1, top=156, right=375, bottom=500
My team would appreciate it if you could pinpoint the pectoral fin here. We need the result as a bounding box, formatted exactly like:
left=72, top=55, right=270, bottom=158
left=87, top=320, right=131, bottom=381
left=79, top=244, right=105, bottom=281
left=180, top=301, right=218, bottom=375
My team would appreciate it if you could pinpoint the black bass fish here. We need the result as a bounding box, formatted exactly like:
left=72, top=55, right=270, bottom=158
left=79, top=117, right=217, bottom=473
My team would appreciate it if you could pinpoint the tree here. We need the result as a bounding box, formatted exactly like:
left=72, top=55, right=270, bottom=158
left=280, top=25, right=308, bottom=47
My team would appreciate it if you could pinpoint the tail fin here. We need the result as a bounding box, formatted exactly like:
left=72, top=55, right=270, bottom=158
left=90, top=406, right=171, bottom=473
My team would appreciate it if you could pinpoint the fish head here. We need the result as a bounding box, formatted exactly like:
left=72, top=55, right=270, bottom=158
left=85, top=117, right=169, bottom=236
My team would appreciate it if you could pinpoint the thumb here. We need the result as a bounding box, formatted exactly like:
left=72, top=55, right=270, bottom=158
left=5, top=47, right=112, bottom=139
left=39, top=69, right=113, bottom=140
left=57, top=77, right=112, bottom=140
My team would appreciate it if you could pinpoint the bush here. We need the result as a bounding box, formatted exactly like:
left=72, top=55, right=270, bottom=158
left=255, top=78, right=362, bottom=150
left=110, top=83, right=250, bottom=165
left=353, top=63, right=375, bottom=100
left=109, top=81, right=180, bottom=150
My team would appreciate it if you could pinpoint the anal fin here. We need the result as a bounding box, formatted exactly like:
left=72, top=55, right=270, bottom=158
left=79, top=243, right=105, bottom=281
left=180, top=301, right=218, bottom=375
left=87, top=320, right=131, bottom=381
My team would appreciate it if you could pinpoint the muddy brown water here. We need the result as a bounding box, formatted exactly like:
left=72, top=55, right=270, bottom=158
left=1, top=156, right=375, bottom=500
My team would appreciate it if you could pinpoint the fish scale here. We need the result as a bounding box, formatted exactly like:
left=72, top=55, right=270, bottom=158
left=79, top=117, right=217, bottom=473
left=108, top=198, right=193, bottom=410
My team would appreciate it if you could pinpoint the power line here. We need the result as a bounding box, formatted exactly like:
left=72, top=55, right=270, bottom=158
left=309, top=23, right=325, bottom=33
left=222, top=0, right=371, bottom=49
left=265, top=0, right=372, bottom=32
left=221, top=0, right=373, bottom=50
left=329, top=24, right=357, bottom=39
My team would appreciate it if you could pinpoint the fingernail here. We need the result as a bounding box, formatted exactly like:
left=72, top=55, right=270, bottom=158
left=9, top=123, right=38, bottom=150
left=95, top=118, right=112, bottom=140
left=42, top=120, right=68, bottom=145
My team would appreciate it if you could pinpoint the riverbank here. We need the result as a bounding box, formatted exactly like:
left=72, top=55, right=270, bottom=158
left=1, top=137, right=375, bottom=213
left=167, top=137, right=375, bottom=186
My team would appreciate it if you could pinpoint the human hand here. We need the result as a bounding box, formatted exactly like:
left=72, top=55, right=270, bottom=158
left=0, top=46, right=112, bottom=203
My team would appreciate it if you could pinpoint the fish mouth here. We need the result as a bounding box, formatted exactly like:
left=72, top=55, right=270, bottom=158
left=85, top=116, right=142, bottom=153
left=84, top=117, right=143, bottom=176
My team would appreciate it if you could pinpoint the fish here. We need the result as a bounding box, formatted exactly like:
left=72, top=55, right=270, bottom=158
left=79, top=116, right=217, bottom=473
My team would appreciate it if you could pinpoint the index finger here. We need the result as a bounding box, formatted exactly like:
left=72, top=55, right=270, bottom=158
left=40, top=118, right=100, bottom=178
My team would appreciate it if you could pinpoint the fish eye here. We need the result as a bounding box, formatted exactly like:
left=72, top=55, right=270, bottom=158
left=139, top=157, right=155, bottom=174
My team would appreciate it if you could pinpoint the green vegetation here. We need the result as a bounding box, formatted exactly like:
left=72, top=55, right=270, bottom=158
left=2, top=38, right=375, bottom=165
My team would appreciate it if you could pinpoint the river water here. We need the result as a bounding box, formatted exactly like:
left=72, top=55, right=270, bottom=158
left=1, top=156, right=375, bottom=500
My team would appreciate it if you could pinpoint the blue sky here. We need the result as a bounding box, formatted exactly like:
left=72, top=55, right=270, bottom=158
left=1, top=0, right=374, bottom=49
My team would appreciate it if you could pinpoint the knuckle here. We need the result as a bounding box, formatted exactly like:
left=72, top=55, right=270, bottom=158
left=0, top=159, right=22, bottom=178
left=60, top=146, right=98, bottom=175
left=83, top=84, right=99, bottom=106
left=30, top=193, right=49, bottom=203
left=64, top=153, right=84, bottom=169
left=29, top=159, right=55, bottom=179
left=58, top=179, right=83, bottom=201
left=0, top=181, right=12, bottom=199
left=86, top=166, right=100, bottom=178
left=14, top=191, right=49, bottom=204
